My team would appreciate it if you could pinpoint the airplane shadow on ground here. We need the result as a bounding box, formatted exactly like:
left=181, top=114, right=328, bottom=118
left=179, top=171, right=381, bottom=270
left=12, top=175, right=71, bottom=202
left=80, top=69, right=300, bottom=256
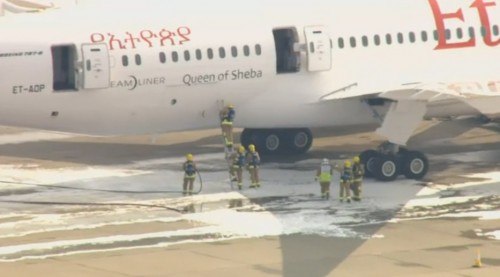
left=0, top=127, right=375, bottom=166
left=0, top=118, right=498, bottom=166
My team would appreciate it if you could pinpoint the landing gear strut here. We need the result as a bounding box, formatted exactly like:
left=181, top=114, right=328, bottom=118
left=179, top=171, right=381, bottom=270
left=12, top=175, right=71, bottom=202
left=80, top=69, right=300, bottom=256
left=240, top=128, right=313, bottom=155
left=360, top=141, right=428, bottom=181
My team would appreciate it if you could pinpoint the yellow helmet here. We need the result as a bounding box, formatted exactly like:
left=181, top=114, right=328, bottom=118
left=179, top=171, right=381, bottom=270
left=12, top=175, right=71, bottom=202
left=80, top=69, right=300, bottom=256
left=248, top=144, right=256, bottom=152
left=228, top=103, right=234, bottom=108
left=238, top=145, right=245, bottom=153
left=186, top=153, right=193, bottom=161
left=344, top=160, right=351, bottom=167
left=353, top=156, right=360, bottom=163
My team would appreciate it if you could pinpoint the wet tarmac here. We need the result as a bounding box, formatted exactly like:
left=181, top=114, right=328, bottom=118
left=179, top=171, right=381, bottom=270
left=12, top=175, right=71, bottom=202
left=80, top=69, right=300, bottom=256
left=0, top=123, right=497, bottom=276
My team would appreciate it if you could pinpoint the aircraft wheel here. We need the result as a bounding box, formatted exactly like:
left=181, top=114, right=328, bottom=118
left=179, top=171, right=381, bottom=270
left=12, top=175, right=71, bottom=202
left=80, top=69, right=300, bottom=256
left=283, top=128, right=313, bottom=154
left=373, top=154, right=400, bottom=182
left=359, top=149, right=379, bottom=178
left=401, top=151, right=428, bottom=180
left=262, top=131, right=282, bottom=154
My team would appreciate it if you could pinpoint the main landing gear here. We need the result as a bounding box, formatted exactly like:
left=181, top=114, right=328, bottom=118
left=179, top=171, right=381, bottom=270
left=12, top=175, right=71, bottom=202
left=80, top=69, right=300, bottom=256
left=359, top=141, right=429, bottom=182
left=240, top=128, right=313, bottom=154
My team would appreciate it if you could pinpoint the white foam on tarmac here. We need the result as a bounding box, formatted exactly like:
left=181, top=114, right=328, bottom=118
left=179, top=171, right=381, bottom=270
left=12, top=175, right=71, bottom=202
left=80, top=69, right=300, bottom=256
left=419, top=172, right=500, bottom=197
left=404, top=195, right=482, bottom=208
left=0, top=132, right=74, bottom=145
left=452, top=172, right=500, bottom=188
left=184, top=209, right=358, bottom=238
left=474, top=228, right=500, bottom=240
left=0, top=151, right=497, bottom=261
left=485, top=230, right=500, bottom=240
left=0, top=207, right=360, bottom=262
left=0, top=225, right=221, bottom=257
left=0, top=213, right=184, bottom=239
left=0, top=164, right=150, bottom=186
left=442, top=210, right=500, bottom=220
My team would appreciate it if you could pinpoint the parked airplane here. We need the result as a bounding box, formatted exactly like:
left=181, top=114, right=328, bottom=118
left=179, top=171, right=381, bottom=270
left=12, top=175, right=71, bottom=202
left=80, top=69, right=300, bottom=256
left=1, top=0, right=499, bottom=181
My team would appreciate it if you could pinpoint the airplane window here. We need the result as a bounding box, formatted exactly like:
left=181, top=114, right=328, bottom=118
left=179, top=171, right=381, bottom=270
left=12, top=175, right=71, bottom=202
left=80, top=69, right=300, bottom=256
left=255, top=44, right=262, bottom=55
left=468, top=27, right=475, bottom=38
left=362, top=36, right=368, bottom=47
left=385, top=34, right=392, bottom=45
left=494, top=25, right=499, bottom=36
left=445, top=28, right=451, bottom=39
left=374, top=35, right=381, bottom=46
left=231, top=46, right=238, bottom=57
left=338, top=37, right=344, bottom=49
left=219, top=47, right=226, bottom=58
left=480, top=26, right=487, bottom=37
left=159, top=52, right=166, bottom=63
left=456, top=28, right=463, bottom=39
left=184, top=50, right=191, bottom=61
left=135, top=54, right=142, bottom=66
left=409, top=32, right=416, bottom=43
left=421, top=31, right=428, bottom=42
left=397, top=32, right=404, bottom=44
left=207, top=48, right=214, bottom=59
left=349, top=37, right=356, bottom=48
left=243, top=45, right=250, bottom=56
left=172, top=51, right=179, bottom=62
left=433, top=30, right=439, bottom=41
left=195, top=49, right=202, bottom=60
left=122, top=55, right=128, bottom=67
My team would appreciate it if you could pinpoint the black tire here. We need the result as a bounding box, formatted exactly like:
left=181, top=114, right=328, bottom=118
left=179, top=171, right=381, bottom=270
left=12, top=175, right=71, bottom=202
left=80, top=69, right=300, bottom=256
left=260, top=130, right=284, bottom=154
left=283, top=128, right=313, bottom=154
left=240, top=129, right=254, bottom=147
left=359, top=149, right=379, bottom=178
left=401, top=151, right=428, bottom=180
left=373, top=154, right=400, bottom=182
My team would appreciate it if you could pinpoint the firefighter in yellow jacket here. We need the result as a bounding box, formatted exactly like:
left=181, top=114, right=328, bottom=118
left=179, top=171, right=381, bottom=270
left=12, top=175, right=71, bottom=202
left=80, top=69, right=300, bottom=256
left=315, top=158, right=333, bottom=199
left=182, top=153, right=197, bottom=196
left=351, top=156, right=365, bottom=201
left=219, top=103, right=236, bottom=146
left=246, top=144, right=260, bottom=188
left=231, top=145, right=246, bottom=190
left=339, top=160, right=353, bottom=203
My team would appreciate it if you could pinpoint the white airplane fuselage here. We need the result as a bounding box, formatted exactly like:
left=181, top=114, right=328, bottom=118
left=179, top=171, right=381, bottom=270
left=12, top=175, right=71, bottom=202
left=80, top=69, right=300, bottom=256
left=1, top=0, right=499, bottom=136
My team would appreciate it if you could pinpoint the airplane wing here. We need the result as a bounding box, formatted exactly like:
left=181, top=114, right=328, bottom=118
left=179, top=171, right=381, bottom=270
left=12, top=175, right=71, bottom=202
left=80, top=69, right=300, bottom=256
left=318, top=81, right=500, bottom=145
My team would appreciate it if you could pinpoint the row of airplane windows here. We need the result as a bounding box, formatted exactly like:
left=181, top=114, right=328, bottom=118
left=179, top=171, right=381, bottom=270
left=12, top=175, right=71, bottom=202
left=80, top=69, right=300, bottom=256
left=121, top=44, right=263, bottom=66
left=337, top=26, right=500, bottom=48
left=118, top=25, right=499, bottom=66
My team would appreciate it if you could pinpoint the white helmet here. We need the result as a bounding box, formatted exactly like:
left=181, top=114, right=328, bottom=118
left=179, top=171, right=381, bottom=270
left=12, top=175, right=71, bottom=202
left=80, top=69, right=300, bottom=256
left=322, top=158, right=329, bottom=164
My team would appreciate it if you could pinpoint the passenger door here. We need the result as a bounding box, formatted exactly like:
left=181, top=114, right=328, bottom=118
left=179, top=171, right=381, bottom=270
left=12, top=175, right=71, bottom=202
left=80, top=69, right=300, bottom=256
left=81, top=43, right=110, bottom=89
left=304, top=26, right=332, bottom=72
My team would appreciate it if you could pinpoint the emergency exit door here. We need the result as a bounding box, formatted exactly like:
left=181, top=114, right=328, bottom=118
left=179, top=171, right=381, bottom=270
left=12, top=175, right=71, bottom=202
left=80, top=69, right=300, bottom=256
left=81, top=43, right=110, bottom=89
left=304, top=26, right=332, bottom=72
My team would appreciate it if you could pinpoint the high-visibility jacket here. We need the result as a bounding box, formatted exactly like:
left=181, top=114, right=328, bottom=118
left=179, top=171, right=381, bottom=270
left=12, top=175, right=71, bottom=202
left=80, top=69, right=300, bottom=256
left=318, top=164, right=333, bottom=182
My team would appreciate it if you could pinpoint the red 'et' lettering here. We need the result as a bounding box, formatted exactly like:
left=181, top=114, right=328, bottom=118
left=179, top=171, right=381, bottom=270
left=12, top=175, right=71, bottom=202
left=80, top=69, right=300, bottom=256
left=429, top=0, right=500, bottom=49
left=470, top=0, right=500, bottom=46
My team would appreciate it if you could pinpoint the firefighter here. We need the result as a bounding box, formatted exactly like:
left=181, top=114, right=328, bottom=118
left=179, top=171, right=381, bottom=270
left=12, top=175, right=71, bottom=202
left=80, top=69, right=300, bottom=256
left=246, top=144, right=261, bottom=188
left=339, top=160, right=352, bottom=203
left=351, top=156, right=365, bottom=201
left=231, top=145, right=246, bottom=190
left=220, top=103, right=236, bottom=146
left=315, top=158, right=333, bottom=199
left=225, top=143, right=236, bottom=181
left=182, top=153, right=197, bottom=196
left=224, top=143, right=235, bottom=162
